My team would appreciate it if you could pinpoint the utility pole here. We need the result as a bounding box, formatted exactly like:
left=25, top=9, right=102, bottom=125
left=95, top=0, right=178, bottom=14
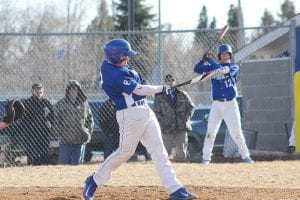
left=128, top=0, right=135, bottom=31
left=238, top=0, right=245, bottom=48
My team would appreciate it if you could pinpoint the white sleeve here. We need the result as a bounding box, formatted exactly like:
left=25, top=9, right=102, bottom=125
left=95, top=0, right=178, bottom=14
left=133, top=84, right=163, bottom=96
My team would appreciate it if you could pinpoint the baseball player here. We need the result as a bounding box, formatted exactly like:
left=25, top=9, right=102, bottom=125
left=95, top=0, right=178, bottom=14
left=194, top=44, right=254, bottom=164
left=83, top=38, right=197, bottom=200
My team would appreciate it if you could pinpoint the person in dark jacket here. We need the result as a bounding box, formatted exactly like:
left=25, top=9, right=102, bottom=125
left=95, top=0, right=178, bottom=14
left=22, top=83, right=55, bottom=165
left=154, top=74, right=194, bottom=162
left=53, top=80, right=94, bottom=165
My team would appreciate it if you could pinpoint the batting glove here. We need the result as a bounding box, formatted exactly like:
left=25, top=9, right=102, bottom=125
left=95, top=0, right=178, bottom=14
left=202, top=51, right=212, bottom=62
left=213, top=66, right=230, bottom=79
left=219, top=66, right=230, bottom=74
left=162, top=85, right=172, bottom=95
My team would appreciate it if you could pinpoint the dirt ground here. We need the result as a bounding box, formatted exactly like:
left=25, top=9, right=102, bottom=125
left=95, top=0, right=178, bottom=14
left=1, top=158, right=300, bottom=200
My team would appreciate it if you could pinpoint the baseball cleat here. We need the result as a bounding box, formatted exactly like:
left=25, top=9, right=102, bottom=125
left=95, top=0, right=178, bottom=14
left=287, top=146, right=295, bottom=153
left=201, top=160, right=210, bottom=165
left=243, top=157, right=254, bottom=163
left=169, top=187, right=198, bottom=199
left=83, top=175, right=98, bottom=200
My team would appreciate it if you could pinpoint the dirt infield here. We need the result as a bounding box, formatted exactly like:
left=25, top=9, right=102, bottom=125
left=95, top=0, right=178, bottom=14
left=1, top=160, right=300, bottom=200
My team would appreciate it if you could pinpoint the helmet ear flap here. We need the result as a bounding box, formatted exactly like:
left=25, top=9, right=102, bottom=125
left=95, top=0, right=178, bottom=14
left=106, top=53, right=121, bottom=65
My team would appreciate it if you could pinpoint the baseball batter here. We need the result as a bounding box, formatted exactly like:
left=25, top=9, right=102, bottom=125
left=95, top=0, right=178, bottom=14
left=83, top=38, right=197, bottom=200
left=194, top=44, right=254, bottom=164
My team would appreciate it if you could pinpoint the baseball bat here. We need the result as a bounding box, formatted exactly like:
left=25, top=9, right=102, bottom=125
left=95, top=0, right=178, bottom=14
left=173, top=74, right=204, bottom=88
left=173, top=25, right=229, bottom=88
left=173, top=70, right=217, bottom=88
left=207, top=25, right=229, bottom=52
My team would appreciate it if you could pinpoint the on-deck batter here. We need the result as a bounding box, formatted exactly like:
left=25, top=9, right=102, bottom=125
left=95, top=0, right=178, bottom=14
left=83, top=38, right=197, bottom=200
left=194, top=44, right=254, bottom=164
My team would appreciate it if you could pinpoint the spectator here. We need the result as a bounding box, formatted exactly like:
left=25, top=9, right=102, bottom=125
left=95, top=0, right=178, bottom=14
left=194, top=44, right=254, bottom=164
left=153, top=74, right=194, bottom=162
left=99, top=99, right=119, bottom=159
left=21, top=83, right=55, bottom=165
left=53, top=80, right=94, bottom=165
left=287, top=121, right=295, bottom=153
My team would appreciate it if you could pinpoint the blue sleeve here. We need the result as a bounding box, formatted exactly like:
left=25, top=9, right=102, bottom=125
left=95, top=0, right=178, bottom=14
left=116, top=71, right=138, bottom=95
left=194, top=60, right=205, bottom=74
left=194, top=59, right=220, bottom=74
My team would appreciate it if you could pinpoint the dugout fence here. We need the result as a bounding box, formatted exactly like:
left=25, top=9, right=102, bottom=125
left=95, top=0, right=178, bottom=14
left=0, top=24, right=295, bottom=166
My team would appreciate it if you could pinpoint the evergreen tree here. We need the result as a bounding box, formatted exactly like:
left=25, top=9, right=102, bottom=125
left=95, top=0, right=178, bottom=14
left=261, top=9, right=276, bottom=26
left=227, top=4, right=239, bottom=28
left=193, top=5, right=217, bottom=57
left=114, top=0, right=155, bottom=31
left=226, top=4, right=239, bottom=51
left=197, top=6, right=208, bottom=29
left=112, top=0, right=157, bottom=82
left=257, top=9, right=277, bottom=35
left=256, top=0, right=295, bottom=38
left=194, top=6, right=209, bottom=47
left=278, top=0, right=295, bottom=22
left=210, top=17, right=216, bottom=29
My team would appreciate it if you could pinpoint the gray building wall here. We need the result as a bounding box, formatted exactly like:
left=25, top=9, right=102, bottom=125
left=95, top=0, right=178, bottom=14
left=240, top=58, right=293, bottom=151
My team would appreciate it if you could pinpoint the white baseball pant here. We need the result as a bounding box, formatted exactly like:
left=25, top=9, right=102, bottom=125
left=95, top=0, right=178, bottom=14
left=93, top=104, right=183, bottom=194
left=202, top=98, right=250, bottom=160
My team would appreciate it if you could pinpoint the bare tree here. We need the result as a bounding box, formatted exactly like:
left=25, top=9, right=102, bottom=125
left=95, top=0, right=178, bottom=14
left=86, top=0, right=114, bottom=32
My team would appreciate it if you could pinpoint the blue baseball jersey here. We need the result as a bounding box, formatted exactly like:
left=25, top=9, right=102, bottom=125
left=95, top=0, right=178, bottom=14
left=194, top=59, right=239, bottom=100
left=100, top=60, right=146, bottom=110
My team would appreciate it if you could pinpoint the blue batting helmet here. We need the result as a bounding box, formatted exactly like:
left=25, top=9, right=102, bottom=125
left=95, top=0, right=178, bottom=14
left=104, top=38, right=137, bottom=64
left=217, top=44, right=232, bottom=60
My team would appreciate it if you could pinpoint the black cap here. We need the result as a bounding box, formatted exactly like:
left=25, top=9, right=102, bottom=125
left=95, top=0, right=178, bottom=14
left=32, top=83, right=43, bottom=89
left=165, top=74, right=175, bottom=82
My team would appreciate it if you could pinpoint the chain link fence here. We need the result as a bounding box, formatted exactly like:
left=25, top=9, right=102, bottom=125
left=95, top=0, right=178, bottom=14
left=0, top=24, right=295, bottom=166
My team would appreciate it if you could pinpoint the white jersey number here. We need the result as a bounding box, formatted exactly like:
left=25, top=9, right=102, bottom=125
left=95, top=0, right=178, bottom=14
left=224, top=78, right=234, bottom=88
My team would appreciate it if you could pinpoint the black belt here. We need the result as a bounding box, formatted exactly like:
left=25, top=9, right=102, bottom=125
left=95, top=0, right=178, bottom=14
left=132, top=100, right=146, bottom=106
left=216, top=98, right=233, bottom=102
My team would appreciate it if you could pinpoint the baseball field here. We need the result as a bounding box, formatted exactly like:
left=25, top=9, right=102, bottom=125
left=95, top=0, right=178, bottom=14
left=0, top=158, right=300, bottom=200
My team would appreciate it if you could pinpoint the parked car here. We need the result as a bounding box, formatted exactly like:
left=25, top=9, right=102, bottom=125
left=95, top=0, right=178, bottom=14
left=187, top=105, right=227, bottom=157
